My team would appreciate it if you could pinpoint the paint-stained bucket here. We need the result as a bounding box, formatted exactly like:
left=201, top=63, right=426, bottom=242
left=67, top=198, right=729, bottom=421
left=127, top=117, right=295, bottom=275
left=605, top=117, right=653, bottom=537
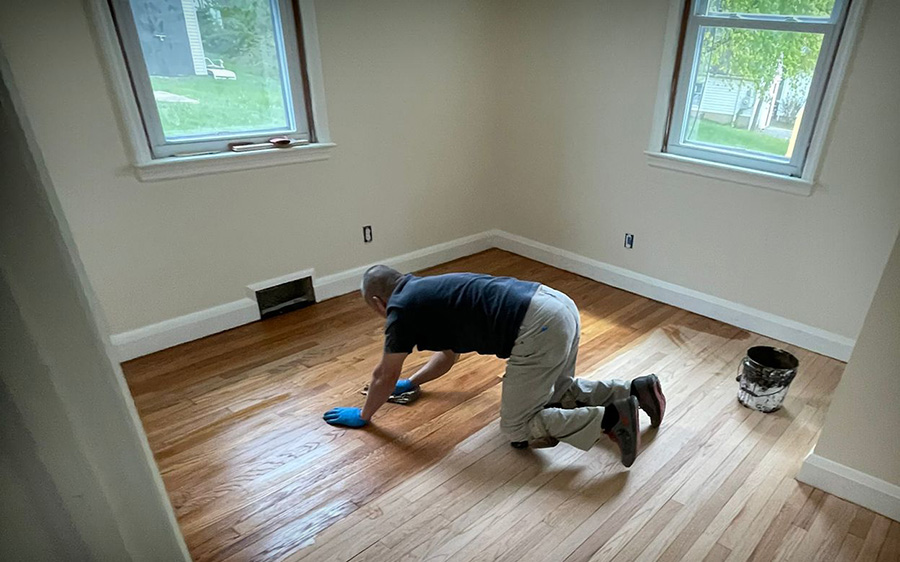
left=736, top=346, right=799, bottom=413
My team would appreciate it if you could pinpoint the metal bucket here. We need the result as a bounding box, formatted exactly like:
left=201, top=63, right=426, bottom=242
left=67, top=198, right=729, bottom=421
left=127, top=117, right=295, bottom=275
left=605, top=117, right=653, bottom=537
left=736, top=346, right=799, bottom=413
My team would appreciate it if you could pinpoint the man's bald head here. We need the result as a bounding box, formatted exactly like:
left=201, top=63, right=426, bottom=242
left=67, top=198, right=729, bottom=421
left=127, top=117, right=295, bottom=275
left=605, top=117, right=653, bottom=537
left=361, top=265, right=403, bottom=307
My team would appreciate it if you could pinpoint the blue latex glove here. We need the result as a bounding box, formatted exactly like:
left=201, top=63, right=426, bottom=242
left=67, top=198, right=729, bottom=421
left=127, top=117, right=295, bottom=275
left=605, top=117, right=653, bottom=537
left=392, top=379, right=418, bottom=396
left=323, top=407, right=367, bottom=428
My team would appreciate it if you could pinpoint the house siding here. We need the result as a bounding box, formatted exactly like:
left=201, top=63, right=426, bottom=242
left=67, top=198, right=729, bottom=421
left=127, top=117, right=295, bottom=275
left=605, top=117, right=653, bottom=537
left=181, top=0, right=206, bottom=76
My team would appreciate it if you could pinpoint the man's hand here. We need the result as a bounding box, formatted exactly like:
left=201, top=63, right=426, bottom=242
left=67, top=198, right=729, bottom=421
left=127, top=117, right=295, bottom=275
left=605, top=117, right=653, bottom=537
left=323, top=407, right=368, bottom=428
left=392, top=379, right=418, bottom=396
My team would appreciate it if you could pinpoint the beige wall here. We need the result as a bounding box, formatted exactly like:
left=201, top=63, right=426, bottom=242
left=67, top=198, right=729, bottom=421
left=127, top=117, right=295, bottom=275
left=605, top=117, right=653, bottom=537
left=491, top=0, right=900, bottom=340
left=812, top=230, right=900, bottom=485
left=1, top=50, right=188, bottom=560
left=1, top=0, right=899, bottom=342
left=0, top=0, right=499, bottom=332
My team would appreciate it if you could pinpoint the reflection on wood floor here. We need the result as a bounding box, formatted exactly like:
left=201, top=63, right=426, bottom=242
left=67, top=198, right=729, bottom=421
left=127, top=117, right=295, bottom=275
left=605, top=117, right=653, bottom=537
left=123, top=249, right=898, bottom=562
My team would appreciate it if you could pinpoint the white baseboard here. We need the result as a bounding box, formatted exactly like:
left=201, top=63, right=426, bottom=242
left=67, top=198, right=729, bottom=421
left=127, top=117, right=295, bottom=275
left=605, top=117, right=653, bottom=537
left=490, top=230, right=855, bottom=361
left=110, top=298, right=260, bottom=362
left=110, top=228, right=855, bottom=362
left=797, top=453, right=900, bottom=521
left=110, top=232, right=495, bottom=361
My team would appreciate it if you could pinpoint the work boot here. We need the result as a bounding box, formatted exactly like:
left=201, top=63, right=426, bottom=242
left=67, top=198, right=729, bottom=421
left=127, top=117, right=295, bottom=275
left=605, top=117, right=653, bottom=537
left=604, top=396, right=640, bottom=467
left=631, top=374, right=666, bottom=428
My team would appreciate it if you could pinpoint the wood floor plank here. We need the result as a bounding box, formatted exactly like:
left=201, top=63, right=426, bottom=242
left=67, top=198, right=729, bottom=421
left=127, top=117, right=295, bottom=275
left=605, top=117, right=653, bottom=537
left=849, top=509, right=878, bottom=540
left=655, top=410, right=801, bottom=562
left=705, top=543, right=733, bottom=562
left=787, top=494, right=857, bottom=562
left=793, top=488, right=828, bottom=530
left=746, top=481, right=815, bottom=562
left=119, top=249, right=861, bottom=562
left=772, top=525, right=807, bottom=562
left=876, top=521, right=900, bottom=562
left=608, top=498, right=684, bottom=562
left=835, top=535, right=864, bottom=562
left=285, top=425, right=511, bottom=562
left=629, top=410, right=768, bottom=562
left=856, top=515, right=892, bottom=561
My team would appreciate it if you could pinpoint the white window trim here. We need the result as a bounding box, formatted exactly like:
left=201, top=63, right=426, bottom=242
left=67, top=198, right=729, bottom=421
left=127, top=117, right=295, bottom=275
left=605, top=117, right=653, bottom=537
left=88, top=0, right=333, bottom=182
left=646, top=0, right=867, bottom=196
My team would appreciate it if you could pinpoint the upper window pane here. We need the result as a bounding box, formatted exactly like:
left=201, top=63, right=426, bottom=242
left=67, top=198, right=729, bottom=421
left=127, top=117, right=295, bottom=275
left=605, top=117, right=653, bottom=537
left=701, top=0, right=836, bottom=18
left=126, top=0, right=293, bottom=141
left=683, top=26, right=823, bottom=160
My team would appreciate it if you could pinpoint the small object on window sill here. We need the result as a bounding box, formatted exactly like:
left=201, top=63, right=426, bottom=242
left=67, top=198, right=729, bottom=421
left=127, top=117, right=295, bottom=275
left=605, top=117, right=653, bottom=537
left=228, top=138, right=309, bottom=153
left=227, top=141, right=253, bottom=152
left=268, top=136, right=293, bottom=148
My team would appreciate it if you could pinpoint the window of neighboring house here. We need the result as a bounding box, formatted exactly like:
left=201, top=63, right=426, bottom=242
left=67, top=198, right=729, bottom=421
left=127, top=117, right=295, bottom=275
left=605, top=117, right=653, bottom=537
left=663, top=0, right=852, bottom=178
left=106, top=0, right=321, bottom=160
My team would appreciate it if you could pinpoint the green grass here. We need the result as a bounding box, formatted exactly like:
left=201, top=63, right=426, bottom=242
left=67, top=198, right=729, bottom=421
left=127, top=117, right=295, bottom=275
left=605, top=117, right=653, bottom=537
left=150, top=65, right=288, bottom=139
left=688, top=119, right=790, bottom=157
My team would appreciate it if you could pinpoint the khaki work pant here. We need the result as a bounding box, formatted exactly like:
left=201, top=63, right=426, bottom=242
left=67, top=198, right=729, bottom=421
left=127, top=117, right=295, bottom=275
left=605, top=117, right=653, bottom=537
left=500, top=285, right=630, bottom=450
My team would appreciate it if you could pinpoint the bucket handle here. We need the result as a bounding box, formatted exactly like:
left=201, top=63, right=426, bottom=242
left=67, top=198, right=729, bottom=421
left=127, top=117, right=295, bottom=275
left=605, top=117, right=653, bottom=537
left=740, top=386, right=787, bottom=399
left=736, top=357, right=798, bottom=383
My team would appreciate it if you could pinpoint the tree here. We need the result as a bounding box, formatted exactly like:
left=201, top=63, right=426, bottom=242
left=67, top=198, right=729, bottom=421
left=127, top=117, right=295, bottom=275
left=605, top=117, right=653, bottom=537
left=700, top=0, right=831, bottom=129
left=193, top=0, right=279, bottom=70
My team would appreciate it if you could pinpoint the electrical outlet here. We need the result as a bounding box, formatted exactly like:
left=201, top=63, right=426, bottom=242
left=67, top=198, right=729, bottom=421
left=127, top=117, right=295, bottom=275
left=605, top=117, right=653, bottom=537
left=363, top=225, right=373, bottom=243
left=624, top=233, right=634, bottom=249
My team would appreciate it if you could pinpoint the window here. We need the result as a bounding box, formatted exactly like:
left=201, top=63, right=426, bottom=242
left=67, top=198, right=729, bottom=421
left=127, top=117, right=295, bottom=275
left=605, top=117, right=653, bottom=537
left=659, top=0, right=854, bottom=180
left=95, top=0, right=330, bottom=178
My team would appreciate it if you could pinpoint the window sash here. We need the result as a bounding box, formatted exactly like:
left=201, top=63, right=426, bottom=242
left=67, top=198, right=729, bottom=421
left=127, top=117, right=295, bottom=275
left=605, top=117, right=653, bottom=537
left=665, top=0, right=850, bottom=177
left=693, top=0, right=843, bottom=20
left=109, top=0, right=312, bottom=158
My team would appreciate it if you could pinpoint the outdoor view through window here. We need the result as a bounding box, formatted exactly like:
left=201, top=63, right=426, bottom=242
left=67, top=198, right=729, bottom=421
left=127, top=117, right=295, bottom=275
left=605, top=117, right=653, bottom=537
left=668, top=0, right=844, bottom=176
left=684, top=26, right=823, bottom=159
left=126, top=0, right=294, bottom=140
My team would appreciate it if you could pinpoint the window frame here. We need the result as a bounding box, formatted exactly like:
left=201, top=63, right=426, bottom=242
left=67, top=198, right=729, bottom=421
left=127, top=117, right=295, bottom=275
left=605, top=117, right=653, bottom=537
left=90, top=0, right=333, bottom=181
left=646, top=0, right=867, bottom=195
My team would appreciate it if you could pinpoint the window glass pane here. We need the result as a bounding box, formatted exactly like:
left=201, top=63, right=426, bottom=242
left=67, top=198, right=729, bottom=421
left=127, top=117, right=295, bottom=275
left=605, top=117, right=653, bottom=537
left=126, top=0, right=293, bottom=140
left=702, top=0, right=836, bottom=18
left=682, top=26, right=823, bottom=160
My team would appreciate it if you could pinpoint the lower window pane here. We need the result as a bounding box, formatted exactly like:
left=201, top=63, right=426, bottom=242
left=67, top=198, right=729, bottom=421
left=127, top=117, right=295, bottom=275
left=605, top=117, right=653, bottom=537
left=683, top=26, right=823, bottom=160
left=127, top=0, right=293, bottom=140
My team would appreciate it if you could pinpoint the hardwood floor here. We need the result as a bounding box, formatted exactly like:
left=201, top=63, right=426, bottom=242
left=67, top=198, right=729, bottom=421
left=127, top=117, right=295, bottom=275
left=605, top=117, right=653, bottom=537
left=122, top=250, right=899, bottom=562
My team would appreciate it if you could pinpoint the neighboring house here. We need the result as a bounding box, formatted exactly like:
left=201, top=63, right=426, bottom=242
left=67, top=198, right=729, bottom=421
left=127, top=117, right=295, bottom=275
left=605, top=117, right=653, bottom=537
left=693, top=74, right=758, bottom=127
left=692, top=71, right=804, bottom=131
left=130, top=0, right=206, bottom=77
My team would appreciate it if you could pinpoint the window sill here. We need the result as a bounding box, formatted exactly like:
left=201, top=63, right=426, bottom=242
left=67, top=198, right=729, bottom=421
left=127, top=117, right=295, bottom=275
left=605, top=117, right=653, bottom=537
left=134, top=142, right=336, bottom=182
left=644, top=151, right=814, bottom=197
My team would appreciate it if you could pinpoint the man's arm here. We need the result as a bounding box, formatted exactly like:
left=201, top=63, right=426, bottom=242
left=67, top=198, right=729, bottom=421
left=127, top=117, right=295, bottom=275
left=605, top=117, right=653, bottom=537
left=361, top=352, right=408, bottom=421
left=323, top=352, right=408, bottom=428
left=408, top=350, right=459, bottom=387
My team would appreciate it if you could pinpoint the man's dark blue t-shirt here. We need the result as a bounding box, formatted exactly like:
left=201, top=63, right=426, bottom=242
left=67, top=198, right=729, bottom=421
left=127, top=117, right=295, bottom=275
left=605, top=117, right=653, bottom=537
left=383, top=273, right=539, bottom=359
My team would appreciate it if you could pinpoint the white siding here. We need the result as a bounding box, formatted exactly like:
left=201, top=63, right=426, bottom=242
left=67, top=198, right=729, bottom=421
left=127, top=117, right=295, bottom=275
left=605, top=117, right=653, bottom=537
left=698, top=76, right=755, bottom=117
left=182, top=0, right=206, bottom=76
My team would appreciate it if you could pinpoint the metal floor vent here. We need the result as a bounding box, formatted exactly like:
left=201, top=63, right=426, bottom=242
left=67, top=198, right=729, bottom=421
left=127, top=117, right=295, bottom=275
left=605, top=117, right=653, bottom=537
left=254, top=275, right=316, bottom=319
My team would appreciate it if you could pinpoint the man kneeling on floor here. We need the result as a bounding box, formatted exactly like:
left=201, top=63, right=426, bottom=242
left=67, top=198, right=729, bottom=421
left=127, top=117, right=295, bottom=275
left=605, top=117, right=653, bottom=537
left=323, top=265, right=666, bottom=467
